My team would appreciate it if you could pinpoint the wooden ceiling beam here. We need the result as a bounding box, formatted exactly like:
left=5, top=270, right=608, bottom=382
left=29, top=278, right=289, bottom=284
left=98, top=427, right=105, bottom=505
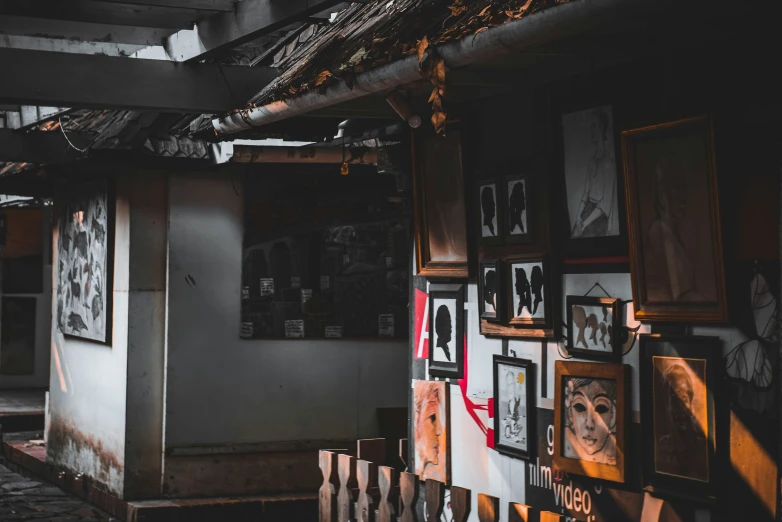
left=0, top=15, right=178, bottom=46
left=0, top=48, right=278, bottom=113
left=0, top=128, right=92, bottom=163
left=90, top=0, right=237, bottom=11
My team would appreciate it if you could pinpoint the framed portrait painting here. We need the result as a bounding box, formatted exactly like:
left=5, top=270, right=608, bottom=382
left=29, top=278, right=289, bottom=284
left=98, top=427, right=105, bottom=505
left=506, top=255, right=551, bottom=328
left=428, top=283, right=464, bottom=379
left=478, top=179, right=502, bottom=246
left=561, top=104, right=626, bottom=257
left=413, top=379, right=450, bottom=484
left=414, top=129, right=468, bottom=277
left=503, top=175, right=533, bottom=244
left=554, top=360, right=629, bottom=483
left=493, top=356, right=534, bottom=460
left=566, top=296, right=621, bottom=360
left=640, top=335, right=722, bottom=500
left=479, top=259, right=501, bottom=322
left=622, top=115, right=727, bottom=322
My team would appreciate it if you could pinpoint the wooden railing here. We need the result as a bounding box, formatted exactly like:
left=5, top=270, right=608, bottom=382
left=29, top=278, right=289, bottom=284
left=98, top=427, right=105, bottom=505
left=319, top=439, right=564, bottom=522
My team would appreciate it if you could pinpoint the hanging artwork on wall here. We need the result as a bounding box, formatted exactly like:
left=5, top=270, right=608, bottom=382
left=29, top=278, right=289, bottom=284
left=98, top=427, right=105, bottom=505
left=566, top=296, right=621, bottom=360
left=478, top=179, right=502, bottom=246
left=504, top=175, right=533, bottom=244
left=561, top=105, right=625, bottom=257
left=413, top=379, right=450, bottom=484
left=506, top=255, right=551, bottom=328
left=428, top=283, right=464, bottom=379
left=414, top=129, right=468, bottom=277
left=640, top=335, right=722, bottom=500
left=493, top=356, right=534, bottom=460
left=56, top=181, right=113, bottom=344
left=479, top=259, right=501, bottom=322
left=554, top=360, right=628, bottom=483
left=622, top=115, right=727, bottom=322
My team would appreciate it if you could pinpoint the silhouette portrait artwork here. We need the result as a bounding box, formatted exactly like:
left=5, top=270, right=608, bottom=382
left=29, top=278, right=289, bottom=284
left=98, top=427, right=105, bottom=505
left=563, top=105, right=620, bottom=239
left=429, top=284, right=464, bottom=378
left=515, top=268, right=531, bottom=317
left=480, top=184, right=497, bottom=237
left=435, top=304, right=453, bottom=362
left=567, top=297, right=619, bottom=357
left=510, top=261, right=546, bottom=323
left=483, top=269, right=497, bottom=313
left=508, top=179, right=527, bottom=235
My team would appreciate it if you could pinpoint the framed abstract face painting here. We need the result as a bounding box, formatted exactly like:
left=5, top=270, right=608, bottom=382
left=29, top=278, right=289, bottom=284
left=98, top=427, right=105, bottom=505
left=413, top=380, right=450, bottom=483
left=554, top=360, right=629, bottom=483
left=640, top=335, right=722, bottom=500
left=428, top=283, right=464, bottom=379
left=622, top=115, right=727, bottom=322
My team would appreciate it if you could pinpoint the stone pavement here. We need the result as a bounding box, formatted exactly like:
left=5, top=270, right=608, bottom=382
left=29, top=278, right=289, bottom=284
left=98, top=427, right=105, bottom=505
left=0, top=463, right=116, bottom=522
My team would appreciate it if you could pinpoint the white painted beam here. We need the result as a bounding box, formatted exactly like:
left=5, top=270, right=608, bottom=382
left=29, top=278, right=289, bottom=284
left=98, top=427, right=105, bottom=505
left=0, top=34, right=149, bottom=57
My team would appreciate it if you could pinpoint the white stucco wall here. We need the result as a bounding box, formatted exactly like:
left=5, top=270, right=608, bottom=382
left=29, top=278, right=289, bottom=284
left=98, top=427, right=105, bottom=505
left=165, top=172, right=408, bottom=447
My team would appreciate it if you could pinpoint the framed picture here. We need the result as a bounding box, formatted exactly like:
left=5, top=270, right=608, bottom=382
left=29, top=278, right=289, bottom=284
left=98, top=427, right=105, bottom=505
left=622, top=115, right=727, bottom=322
left=640, top=334, right=722, bottom=500
left=503, top=175, right=533, bottom=244
left=506, top=255, right=551, bottom=328
left=414, top=129, right=468, bottom=277
left=493, top=356, right=534, bottom=460
left=55, top=180, right=114, bottom=344
left=478, top=179, right=502, bottom=246
left=428, top=283, right=464, bottom=378
left=566, top=296, right=621, bottom=360
left=561, top=104, right=626, bottom=257
left=413, top=379, right=450, bottom=483
left=479, top=259, right=502, bottom=322
left=554, top=360, right=629, bottom=483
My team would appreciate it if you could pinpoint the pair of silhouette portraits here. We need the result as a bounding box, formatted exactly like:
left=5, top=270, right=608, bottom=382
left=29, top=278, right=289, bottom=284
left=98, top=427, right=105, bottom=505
left=515, top=266, right=543, bottom=317
left=480, top=182, right=526, bottom=237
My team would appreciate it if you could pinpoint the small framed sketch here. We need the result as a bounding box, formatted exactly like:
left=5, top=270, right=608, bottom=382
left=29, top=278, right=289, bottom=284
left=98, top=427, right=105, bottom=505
left=413, top=379, right=451, bottom=484
left=503, top=175, right=533, bottom=244
left=479, top=259, right=502, bottom=322
left=428, top=283, right=464, bottom=379
left=493, top=356, right=534, bottom=460
left=640, top=335, right=722, bottom=501
left=566, top=296, right=621, bottom=360
left=506, top=255, right=550, bottom=328
left=478, top=179, right=502, bottom=246
left=554, top=360, right=629, bottom=483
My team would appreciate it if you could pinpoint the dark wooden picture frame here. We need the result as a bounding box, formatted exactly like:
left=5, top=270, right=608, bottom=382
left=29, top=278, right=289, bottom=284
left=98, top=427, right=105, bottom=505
left=503, top=174, right=533, bottom=245
left=428, top=283, right=464, bottom=379
left=479, top=259, right=502, bottom=322
left=622, top=115, right=727, bottom=323
left=478, top=178, right=503, bottom=247
left=413, top=127, right=469, bottom=278
left=505, top=254, right=551, bottom=329
left=493, top=356, right=535, bottom=460
left=640, top=334, right=722, bottom=502
left=554, top=360, right=629, bottom=484
left=566, top=296, right=621, bottom=361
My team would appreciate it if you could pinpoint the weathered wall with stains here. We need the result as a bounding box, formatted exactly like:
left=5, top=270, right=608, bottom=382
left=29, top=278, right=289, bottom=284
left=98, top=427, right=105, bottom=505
left=165, top=171, right=408, bottom=447
left=47, top=176, right=131, bottom=496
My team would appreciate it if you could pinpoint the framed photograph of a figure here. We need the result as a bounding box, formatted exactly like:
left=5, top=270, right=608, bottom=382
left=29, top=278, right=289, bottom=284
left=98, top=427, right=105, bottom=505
left=640, top=335, right=721, bottom=500
left=554, top=360, right=629, bottom=483
left=413, top=379, right=451, bottom=484
left=566, top=296, right=621, bottom=360
left=622, top=115, right=727, bottom=322
left=478, top=179, right=502, bottom=246
left=506, top=255, right=551, bottom=328
left=493, top=356, right=534, bottom=460
left=503, top=175, right=533, bottom=244
left=428, top=283, right=464, bottom=378
left=479, top=259, right=501, bottom=322
left=561, top=104, right=626, bottom=257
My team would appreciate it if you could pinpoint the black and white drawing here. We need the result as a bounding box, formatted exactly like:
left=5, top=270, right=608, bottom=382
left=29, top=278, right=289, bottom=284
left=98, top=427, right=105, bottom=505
left=428, top=283, right=464, bottom=379
left=566, top=296, right=621, bottom=359
left=493, top=355, right=534, bottom=460
left=56, top=183, right=111, bottom=343
left=510, top=261, right=545, bottom=322
left=479, top=182, right=498, bottom=238
left=563, top=105, right=620, bottom=239
left=479, top=259, right=501, bottom=322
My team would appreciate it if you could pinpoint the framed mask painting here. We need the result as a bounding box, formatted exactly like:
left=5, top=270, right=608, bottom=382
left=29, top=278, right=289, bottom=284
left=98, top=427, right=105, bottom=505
left=554, top=360, right=629, bottom=483
left=414, top=129, right=468, bottom=277
left=479, top=259, right=501, bottom=322
left=428, top=283, right=464, bottom=379
left=506, top=255, right=551, bottom=329
left=622, top=115, right=727, bottom=322
left=503, top=174, right=533, bottom=244
left=413, top=379, right=450, bottom=483
left=566, top=296, right=621, bottom=360
left=640, top=335, right=722, bottom=500
left=478, top=179, right=502, bottom=246
left=493, top=356, right=534, bottom=460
